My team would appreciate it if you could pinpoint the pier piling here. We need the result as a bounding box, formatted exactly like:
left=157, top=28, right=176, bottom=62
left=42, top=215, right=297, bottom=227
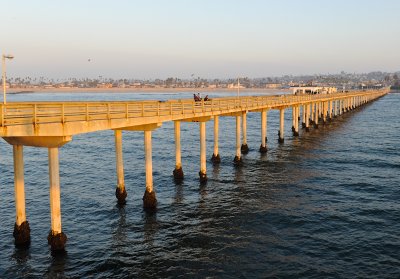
left=293, top=106, right=299, bottom=136
left=47, top=147, right=67, bottom=251
left=260, top=110, right=267, bottom=153
left=199, top=121, right=207, bottom=183
left=211, top=116, right=221, bottom=163
left=173, top=121, right=184, bottom=180
left=13, top=145, right=30, bottom=247
left=143, top=131, right=157, bottom=210
left=241, top=112, right=249, bottom=154
left=234, top=115, right=242, bottom=164
left=114, top=130, right=127, bottom=204
left=305, top=104, right=310, bottom=132
left=278, top=109, right=285, bottom=143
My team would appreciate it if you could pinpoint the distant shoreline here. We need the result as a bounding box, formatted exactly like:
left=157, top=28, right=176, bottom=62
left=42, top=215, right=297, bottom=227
left=8, top=87, right=290, bottom=94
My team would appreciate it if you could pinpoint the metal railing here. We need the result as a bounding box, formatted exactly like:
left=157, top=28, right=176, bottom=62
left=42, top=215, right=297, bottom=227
left=0, top=89, right=388, bottom=127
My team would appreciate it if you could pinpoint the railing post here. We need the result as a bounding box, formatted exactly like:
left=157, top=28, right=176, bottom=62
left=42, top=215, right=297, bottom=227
left=33, top=104, right=37, bottom=125
left=61, top=104, right=65, bottom=124
left=126, top=103, right=129, bottom=119
left=86, top=104, right=89, bottom=121
left=157, top=101, right=160, bottom=116
left=107, top=103, right=110, bottom=120
left=142, top=103, right=145, bottom=116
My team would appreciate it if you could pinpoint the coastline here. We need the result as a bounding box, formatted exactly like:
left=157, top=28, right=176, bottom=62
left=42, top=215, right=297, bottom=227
left=8, top=87, right=290, bottom=94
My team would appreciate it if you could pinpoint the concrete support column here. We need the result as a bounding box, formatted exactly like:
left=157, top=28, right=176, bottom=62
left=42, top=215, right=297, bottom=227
left=329, top=101, right=333, bottom=120
left=323, top=102, right=327, bottom=124
left=114, top=130, right=127, bottom=204
left=13, top=145, right=30, bottom=247
left=310, top=103, right=314, bottom=124
left=47, top=147, right=67, bottom=251
left=260, top=110, right=267, bottom=153
left=241, top=112, right=249, bottom=154
left=278, top=108, right=285, bottom=143
left=302, top=105, right=306, bottom=128
left=294, top=106, right=299, bottom=136
left=314, top=103, right=319, bottom=129
left=234, top=115, right=242, bottom=164
left=211, top=116, right=221, bottom=163
left=333, top=100, right=336, bottom=116
left=291, top=107, right=296, bottom=133
left=143, top=130, right=157, bottom=210
left=305, top=104, right=310, bottom=132
left=173, top=121, right=184, bottom=180
left=199, top=121, right=207, bottom=183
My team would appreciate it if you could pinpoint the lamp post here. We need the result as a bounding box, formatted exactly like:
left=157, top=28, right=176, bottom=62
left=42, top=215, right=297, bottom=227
left=2, top=54, right=14, bottom=104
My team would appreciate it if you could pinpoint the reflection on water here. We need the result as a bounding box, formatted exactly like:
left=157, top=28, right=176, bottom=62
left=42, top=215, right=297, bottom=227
left=46, top=251, right=67, bottom=278
left=143, top=212, right=158, bottom=245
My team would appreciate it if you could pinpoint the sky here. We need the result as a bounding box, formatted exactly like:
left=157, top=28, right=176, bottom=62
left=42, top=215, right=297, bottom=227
left=1, top=0, right=399, bottom=79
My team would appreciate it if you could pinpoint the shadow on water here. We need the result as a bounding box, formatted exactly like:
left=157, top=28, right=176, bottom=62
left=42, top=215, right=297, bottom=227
left=112, top=206, right=127, bottom=246
left=46, top=250, right=68, bottom=278
left=142, top=211, right=158, bottom=245
left=174, top=182, right=184, bottom=204
left=10, top=248, right=33, bottom=276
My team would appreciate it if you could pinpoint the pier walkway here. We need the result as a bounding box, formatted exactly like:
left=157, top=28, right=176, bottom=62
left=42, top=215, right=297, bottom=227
left=1, top=88, right=388, bottom=251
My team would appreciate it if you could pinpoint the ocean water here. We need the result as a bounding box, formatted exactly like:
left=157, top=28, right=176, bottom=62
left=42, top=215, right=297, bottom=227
left=0, top=92, right=399, bottom=278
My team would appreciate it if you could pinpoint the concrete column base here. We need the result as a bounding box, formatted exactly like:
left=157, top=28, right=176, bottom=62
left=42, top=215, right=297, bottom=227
left=233, top=156, right=242, bottom=165
left=211, top=153, right=221, bottom=164
left=314, top=123, right=319, bottom=129
left=115, top=187, right=127, bottom=205
left=302, top=123, right=306, bottom=128
left=143, top=190, right=157, bottom=211
left=259, top=144, right=267, bottom=153
left=48, top=230, right=67, bottom=251
left=240, top=144, right=249, bottom=154
left=199, top=171, right=207, bottom=184
left=278, top=137, right=284, bottom=143
left=13, top=221, right=31, bottom=247
left=293, top=131, right=299, bottom=137
left=173, top=166, right=184, bottom=181
left=305, top=127, right=310, bottom=132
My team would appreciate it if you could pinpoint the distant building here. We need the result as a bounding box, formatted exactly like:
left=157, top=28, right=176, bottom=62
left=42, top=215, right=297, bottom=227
left=291, top=86, right=337, bottom=95
left=265, top=83, right=282, bottom=89
left=228, top=83, right=246, bottom=89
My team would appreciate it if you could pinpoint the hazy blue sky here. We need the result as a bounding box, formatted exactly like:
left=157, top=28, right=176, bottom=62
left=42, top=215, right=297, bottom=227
left=1, top=0, right=399, bottom=79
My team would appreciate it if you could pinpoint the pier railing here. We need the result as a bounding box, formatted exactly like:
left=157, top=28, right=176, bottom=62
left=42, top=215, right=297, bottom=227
left=0, top=89, right=387, bottom=127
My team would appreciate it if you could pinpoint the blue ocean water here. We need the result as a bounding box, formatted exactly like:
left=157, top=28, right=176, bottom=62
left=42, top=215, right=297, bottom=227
left=0, top=92, right=399, bottom=278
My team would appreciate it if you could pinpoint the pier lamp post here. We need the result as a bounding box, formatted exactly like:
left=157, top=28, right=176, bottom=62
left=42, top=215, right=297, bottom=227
left=2, top=54, right=14, bottom=104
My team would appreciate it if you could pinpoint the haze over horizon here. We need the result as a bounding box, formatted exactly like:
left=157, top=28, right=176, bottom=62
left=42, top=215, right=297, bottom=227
left=1, top=0, right=399, bottom=79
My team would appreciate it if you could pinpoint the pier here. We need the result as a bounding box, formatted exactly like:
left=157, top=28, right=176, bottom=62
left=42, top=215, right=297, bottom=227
left=0, top=88, right=388, bottom=251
